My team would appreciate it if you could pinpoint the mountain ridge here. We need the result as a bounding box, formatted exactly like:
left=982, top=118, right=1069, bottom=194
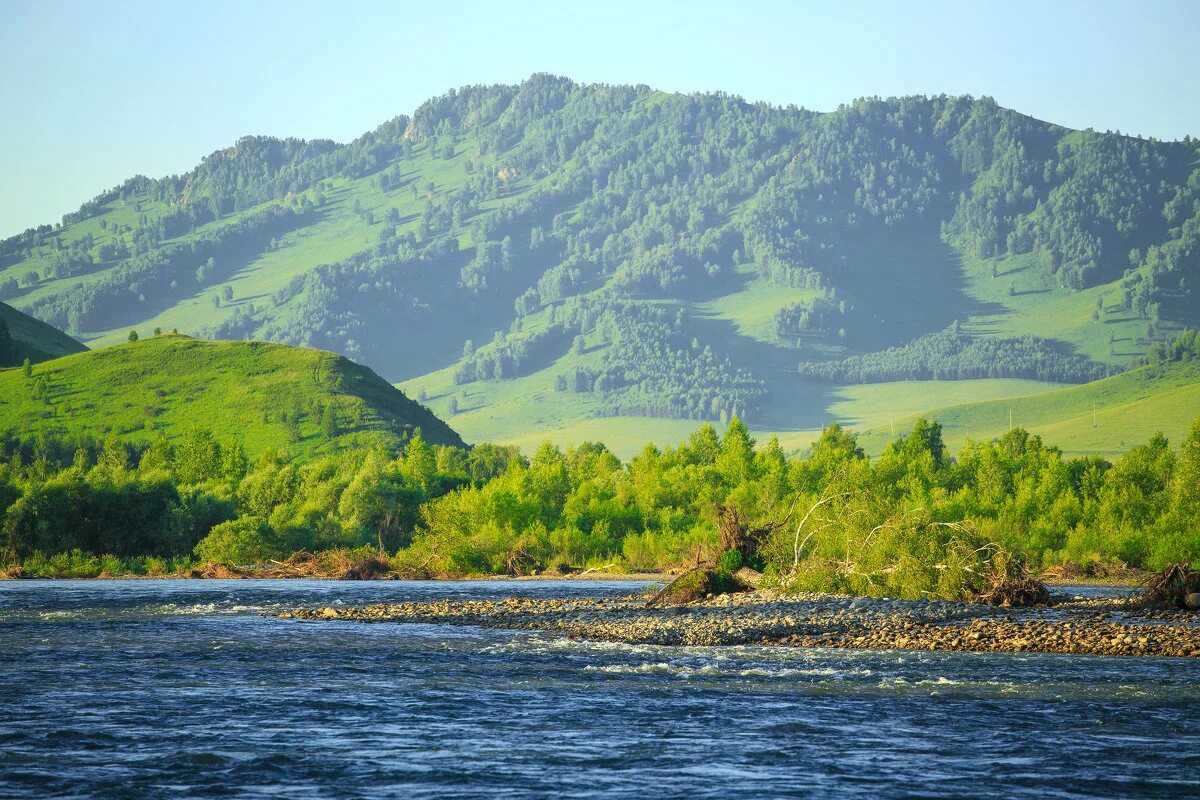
left=2, top=75, right=1196, bottom=446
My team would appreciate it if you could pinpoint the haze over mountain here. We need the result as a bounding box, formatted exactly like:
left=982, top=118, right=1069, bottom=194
left=3, top=74, right=1197, bottom=453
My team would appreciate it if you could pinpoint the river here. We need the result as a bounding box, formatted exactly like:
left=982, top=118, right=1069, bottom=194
left=1, top=580, right=1197, bottom=798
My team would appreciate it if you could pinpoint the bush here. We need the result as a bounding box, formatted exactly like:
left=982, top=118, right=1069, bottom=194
left=715, top=548, right=743, bottom=576
left=193, top=516, right=281, bottom=565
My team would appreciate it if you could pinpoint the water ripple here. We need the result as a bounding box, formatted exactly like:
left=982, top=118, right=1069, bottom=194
left=0, top=579, right=1197, bottom=799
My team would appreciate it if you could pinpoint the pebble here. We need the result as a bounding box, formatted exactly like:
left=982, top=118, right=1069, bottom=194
left=281, top=591, right=1200, bottom=658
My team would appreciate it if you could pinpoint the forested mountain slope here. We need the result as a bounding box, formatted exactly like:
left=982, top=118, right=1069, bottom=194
left=3, top=74, right=1197, bottom=436
left=0, top=301, right=86, bottom=366
left=0, top=335, right=463, bottom=457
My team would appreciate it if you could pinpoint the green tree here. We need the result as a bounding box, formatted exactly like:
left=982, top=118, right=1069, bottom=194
left=321, top=404, right=339, bottom=438
left=128, top=330, right=139, bottom=343
left=174, top=429, right=224, bottom=485
left=194, top=516, right=279, bottom=565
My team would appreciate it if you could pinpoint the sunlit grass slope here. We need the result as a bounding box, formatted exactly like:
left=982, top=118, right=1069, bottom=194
left=855, top=361, right=1200, bottom=457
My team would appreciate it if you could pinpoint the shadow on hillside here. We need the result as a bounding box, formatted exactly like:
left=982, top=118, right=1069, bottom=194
left=835, top=222, right=1007, bottom=353
left=685, top=308, right=841, bottom=432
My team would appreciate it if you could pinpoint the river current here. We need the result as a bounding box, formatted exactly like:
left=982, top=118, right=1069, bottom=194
left=0, top=580, right=1197, bottom=799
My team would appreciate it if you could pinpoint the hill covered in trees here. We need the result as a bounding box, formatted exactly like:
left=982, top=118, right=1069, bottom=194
left=3, top=75, right=1197, bottom=438
left=0, top=335, right=462, bottom=458
left=0, top=301, right=86, bottom=367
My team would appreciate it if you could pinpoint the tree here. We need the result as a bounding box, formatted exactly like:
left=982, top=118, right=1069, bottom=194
left=222, top=285, right=234, bottom=302
left=22, top=358, right=32, bottom=378
left=194, top=516, right=280, bottom=565
left=321, top=405, right=339, bottom=438
left=717, top=416, right=755, bottom=487
left=462, top=340, right=475, bottom=359
left=449, top=396, right=459, bottom=414
left=573, top=335, right=586, bottom=355
left=128, top=330, right=139, bottom=343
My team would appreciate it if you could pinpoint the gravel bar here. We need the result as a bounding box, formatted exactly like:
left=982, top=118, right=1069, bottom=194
left=280, top=590, right=1200, bottom=658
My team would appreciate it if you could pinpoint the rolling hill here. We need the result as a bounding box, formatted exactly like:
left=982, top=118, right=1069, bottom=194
left=854, top=359, right=1200, bottom=457
left=3, top=75, right=1197, bottom=453
left=0, top=335, right=463, bottom=456
left=0, top=300, right=86, bottom=366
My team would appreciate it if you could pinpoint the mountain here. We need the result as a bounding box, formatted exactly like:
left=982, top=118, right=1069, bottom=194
left=0, top=300, right=87, bottom=366
left=2, top=74, right=1197, bottom=449
left=0, top=335, right=463, bottom=456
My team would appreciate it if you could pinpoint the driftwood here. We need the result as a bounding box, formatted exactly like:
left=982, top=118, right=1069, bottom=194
left=646, top=501, right=792, bottom=607
left=1142, top=564, right=1200, bottom=609
left=504, top=547, right=542, bottom=577
left=196, top=550, right=393, bottom=580
left=976, top=577, right=1051, bottom=607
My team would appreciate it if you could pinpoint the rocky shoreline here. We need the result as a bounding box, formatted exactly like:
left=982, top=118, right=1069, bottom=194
left=281, top=589, right=1200, bottom=659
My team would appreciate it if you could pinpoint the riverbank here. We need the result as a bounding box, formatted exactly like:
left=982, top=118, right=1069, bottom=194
left=282, top=589, right=1200, bottom=659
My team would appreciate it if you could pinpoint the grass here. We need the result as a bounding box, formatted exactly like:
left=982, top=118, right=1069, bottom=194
left=0, top=335, right=463, bottom=457
left=854, top=360, right=1200, bottom=457
left=1, top=301, right=87, bottom=364
left=697, top=265, right=822, bottom=347
left=954, top=243, right=1197, bottom=367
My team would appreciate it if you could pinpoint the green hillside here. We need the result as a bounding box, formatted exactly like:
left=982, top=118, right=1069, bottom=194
left=0, top=335, right=463, bottom=456
left=855, top=360, right=1200, bottom=457
left=3, top=75, right=1198, bottom=446
left=0, top=301, right=86, bottom=366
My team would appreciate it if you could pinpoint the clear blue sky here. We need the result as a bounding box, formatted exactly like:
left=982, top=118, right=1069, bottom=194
left=3, top=0, right=1198, bottom=237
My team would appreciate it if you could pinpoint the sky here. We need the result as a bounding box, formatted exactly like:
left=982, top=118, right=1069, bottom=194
left=2, top=0, right=1198, bottom=237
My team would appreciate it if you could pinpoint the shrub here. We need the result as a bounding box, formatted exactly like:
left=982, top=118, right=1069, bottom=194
left=193, top=516, right=281, bottom=565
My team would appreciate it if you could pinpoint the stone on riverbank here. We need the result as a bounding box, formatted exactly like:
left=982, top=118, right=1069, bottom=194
left=282, top=590, right=1200, bottom=659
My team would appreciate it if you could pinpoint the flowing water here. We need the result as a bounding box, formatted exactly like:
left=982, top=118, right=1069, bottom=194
left=0, top=580, right=1197, bottom=799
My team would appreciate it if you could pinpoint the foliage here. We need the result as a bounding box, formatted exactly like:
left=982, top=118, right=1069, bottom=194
left=2, top=414, right=1200, bottom=593
left=798, top=327, right=1117, bottom=384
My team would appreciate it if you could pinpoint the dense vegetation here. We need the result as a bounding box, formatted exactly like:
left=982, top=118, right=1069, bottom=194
left=4, top=414, right=1198, bottom=597
left=0, top=301, right=86, bottom=367
left=797, top=326, right=1118, bottom=384
left=0, top=334, right=462, bottom=458
left=4, top=76, right=1197, bottom=431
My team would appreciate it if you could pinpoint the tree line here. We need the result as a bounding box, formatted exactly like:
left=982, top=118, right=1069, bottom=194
left=3, top=415, right=1199, bottom=594
left=797, top=326, right=1119, bottom=384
